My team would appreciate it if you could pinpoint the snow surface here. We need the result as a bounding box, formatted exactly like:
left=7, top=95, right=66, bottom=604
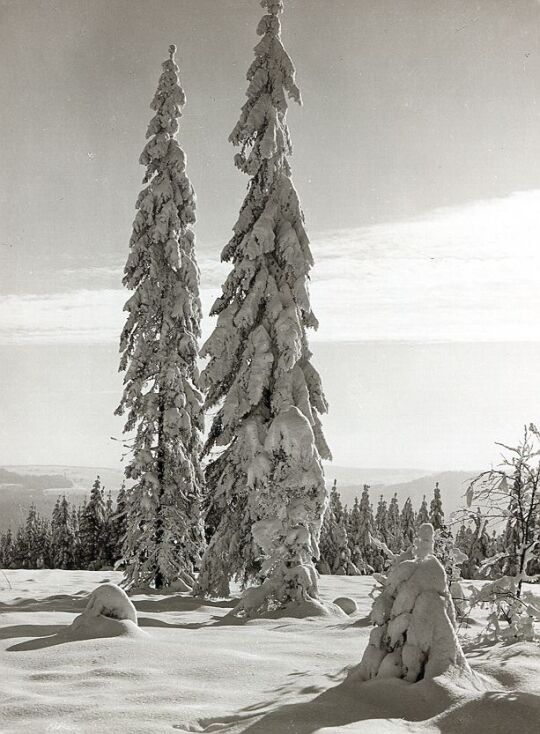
left=0, top=570, right=539, bottom=732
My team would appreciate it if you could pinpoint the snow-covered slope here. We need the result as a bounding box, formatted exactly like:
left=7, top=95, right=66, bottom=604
left=0, top=570, right=539, bottom=732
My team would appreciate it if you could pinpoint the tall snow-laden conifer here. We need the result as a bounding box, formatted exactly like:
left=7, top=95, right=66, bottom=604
left=196, top=0, right=331, bottom=614
left=116, top=45, right=205, bottom=590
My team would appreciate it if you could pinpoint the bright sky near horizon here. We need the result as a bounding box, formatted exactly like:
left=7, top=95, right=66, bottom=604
left=1, top=0, right=540, bottom=470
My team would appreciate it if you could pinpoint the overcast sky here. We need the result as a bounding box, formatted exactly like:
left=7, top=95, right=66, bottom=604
left=1, top=0, right=540, bottom=471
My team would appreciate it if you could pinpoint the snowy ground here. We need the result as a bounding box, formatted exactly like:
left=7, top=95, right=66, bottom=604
left=0, top=571, right=539, bottom=733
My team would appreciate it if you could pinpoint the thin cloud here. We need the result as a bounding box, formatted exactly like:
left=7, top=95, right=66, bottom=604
left=1, top=190, right=540, bottom=344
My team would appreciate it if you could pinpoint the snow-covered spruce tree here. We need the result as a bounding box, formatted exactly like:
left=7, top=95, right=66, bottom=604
left=317, top=481, right=358, bottom=575
left=416, top=495, right=429, bottom=527
left=196, top=1, right=331, bottom=615
left=429, top=482, right=445, bottom=530
left=400, top=497, right=415, bottom=549
left=116, top=46, right=205, bottom=590
left=0, top=528, right=14, bottom=569
left=357, top=484, right=377, bottom=571
left=79, top=476, right=106, bottom=569
left=375, top=496, right=389, bottom=544
left=51, top=496, right=76, bottom=570
left=386, top=493, right=402, bottom=553
left=348, top=497, right=365, bottom=571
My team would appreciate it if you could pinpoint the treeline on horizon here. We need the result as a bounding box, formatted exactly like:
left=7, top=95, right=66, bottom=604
left=0, top=477, right=126, bottom=572
left=317, top=481, right=528, bottom=581
left=0, top=475, right=522, bottom=582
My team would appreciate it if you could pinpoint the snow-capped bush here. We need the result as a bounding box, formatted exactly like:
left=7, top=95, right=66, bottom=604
left=353, top=523, right=471, bottom=683
left=82, top=583, right=137, bottom=624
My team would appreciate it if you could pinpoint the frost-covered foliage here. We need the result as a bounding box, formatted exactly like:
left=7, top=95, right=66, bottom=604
left=462, top=424, right=540, bottom=595
left=468, top=572, right=540, bottom=643
left=196, top=0, right=330, bottom=613
left=448, top=546, right=468, bottom=619
left=116, top=46, right=205, bottom=590
left=455, top=511, right=491, bottom=579
left=353, top=523, right=471, bottom=683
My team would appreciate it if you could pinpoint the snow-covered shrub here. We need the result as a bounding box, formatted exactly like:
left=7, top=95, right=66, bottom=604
left=353, top=523, right=471, bottom=683
left=463, top=424, right=540, bottom=594
left=467, top=574, right=539, bottom=643
left=81, top=583, right=137, bottom=624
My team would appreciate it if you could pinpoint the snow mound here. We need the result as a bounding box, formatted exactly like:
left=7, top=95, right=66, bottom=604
left=333, top=597, right=357, bottom=615
left=82, top=583, right=137, bottom=623
left=56, top=583, right=146, bottom=643
left=227, top=591, right=346, bottom=621
left=67, top=614, right=146, bottom=642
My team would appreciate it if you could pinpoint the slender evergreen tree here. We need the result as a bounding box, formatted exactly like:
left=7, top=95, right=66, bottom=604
left=80, top=476, right=106, bottom=569
left=429, top=482, right=445, bottom=530
left=317, top=482, right=357, bottom=575
left=386, top=493, right=401, bottom=552
left=51, top=495, right=76, bottom=569
left=400, top=496, right=416, bottom=548
left=71, top=505, right=82, bottom=569
left=116, top=46, right=205, bottom=590
left=416, top=495, right=430, bottom=527
left=0, top=528, right=13, bottom=568
left=375, top=496, right=388, bottom=543
left=196, top=0, right=331, bottom=616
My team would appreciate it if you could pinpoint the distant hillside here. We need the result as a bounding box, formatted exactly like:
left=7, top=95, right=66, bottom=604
left=0, top=464, right=479, bottom=534
left=0, top=465, right=125, bottom=533
left=324, top=466, right=429, bottom=487
left=330, top=469, right=480, bottom=519
left=0, top=467, right=73, bottom=491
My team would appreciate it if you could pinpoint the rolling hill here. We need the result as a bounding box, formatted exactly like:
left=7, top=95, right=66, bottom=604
left=0, top=465, right=125, bottom=532
left=0, top=464, right=480, bottom=533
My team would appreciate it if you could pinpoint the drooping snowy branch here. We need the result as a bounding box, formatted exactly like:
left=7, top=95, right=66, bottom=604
left=116, top=46, right=205, bottom=590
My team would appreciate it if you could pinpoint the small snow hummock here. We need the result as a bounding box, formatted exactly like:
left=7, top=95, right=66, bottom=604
left=352, top=523, right=472, bottom=683
left=68, top=583, right=146, bottom=640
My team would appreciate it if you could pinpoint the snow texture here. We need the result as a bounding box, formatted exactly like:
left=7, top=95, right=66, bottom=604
left=116, top=45, right=205, bottom=590
left=196, top=0, right=330, bottom=613
left=354, top=523, right=472, bottom=683
left=1, top=570, right=540, bottom=732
